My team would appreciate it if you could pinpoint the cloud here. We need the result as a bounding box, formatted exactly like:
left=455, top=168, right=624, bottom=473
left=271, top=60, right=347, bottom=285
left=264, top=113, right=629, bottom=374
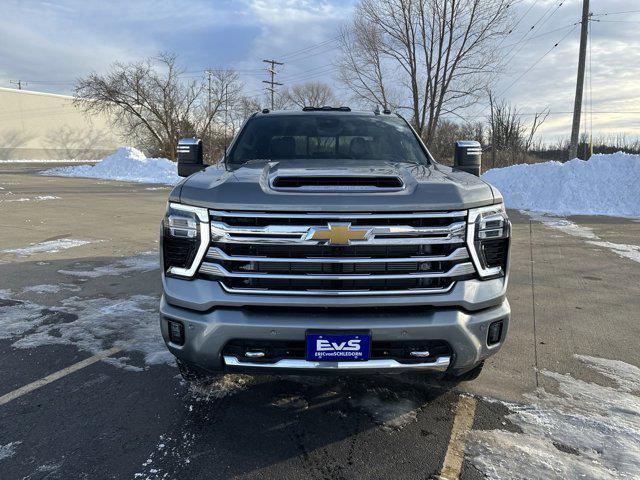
left=233, top=0, right=353, bottom=97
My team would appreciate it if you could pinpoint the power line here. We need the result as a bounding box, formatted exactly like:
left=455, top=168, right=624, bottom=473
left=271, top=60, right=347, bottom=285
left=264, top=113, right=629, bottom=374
left=500, top=1, right=566, bottom=70
left=437, top=110, right=640, bottom=120
left=495, top=0, right=540, bottom=50
left=499, top=22, right=579, bottom=50
left=591, top=19, right=640, bottom=24
left=278, top=69, right=339, bottom=86
left=591, top=9, right=640, bottom=17
left=17, top=80, right=74, bottom=85
left=278, top=38, right=338, bottom=61
left=496, top=24, right=579, bottom=99
left=284, top=45, right=340, bottom=66
left=278, top=64, right=337, bottom=83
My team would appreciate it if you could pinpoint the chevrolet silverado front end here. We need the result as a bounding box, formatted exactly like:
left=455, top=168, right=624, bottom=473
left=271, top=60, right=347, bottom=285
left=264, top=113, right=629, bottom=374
left=160, top=108, right=510, bottom=381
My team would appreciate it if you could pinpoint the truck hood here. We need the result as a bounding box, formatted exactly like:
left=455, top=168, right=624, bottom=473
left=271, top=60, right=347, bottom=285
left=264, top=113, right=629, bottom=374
left=175, top=159, right=498, bottom=212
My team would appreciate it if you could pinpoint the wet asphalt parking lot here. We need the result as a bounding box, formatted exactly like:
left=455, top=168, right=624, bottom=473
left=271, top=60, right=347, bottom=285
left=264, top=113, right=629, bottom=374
left=0, top=163, right=638, bottom=479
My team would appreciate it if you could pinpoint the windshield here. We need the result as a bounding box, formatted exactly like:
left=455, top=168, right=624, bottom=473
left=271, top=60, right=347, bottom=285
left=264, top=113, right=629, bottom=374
left=228, top=114, right=431, bottom=167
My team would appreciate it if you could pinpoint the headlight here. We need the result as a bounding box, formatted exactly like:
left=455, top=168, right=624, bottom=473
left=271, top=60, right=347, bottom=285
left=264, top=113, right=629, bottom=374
left=467, top=204, right=511, bottom=279
left=162, top=203, right=209, bottom=278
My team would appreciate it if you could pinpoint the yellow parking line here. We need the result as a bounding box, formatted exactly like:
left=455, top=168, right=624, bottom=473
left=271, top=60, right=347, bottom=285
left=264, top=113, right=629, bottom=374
left=439, top=394, right=477, bottom=480
left=0, top=346, right=122, bottom=406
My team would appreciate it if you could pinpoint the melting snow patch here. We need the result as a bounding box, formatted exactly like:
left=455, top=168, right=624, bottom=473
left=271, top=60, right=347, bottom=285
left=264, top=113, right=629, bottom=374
left=4, top=197, right=30, bottom=202
left=21, top=283, right=81, bottom=294
left=58, top=252, right=158, bottom=277
left=11, top=294, right=171, bottom=370
left=588, top=240, right=640, bottom=264
left=0, top=441, right=21, bottom=461
left=351, top=387, right=419, bottom=430
left=44, top=147, right=180, bottom=185
left=3, top=238, right=90, bottom=256
left=483, top=152, right=640, bottom=218
left=525, top=212, right=640, bottom=264
left=0, top=292, right=53, bottom=339
left=0, top=288, right=170, bottom=370
left=188, top=374, right=254, bottom=401
left=467, top=355, right=640, bottom=479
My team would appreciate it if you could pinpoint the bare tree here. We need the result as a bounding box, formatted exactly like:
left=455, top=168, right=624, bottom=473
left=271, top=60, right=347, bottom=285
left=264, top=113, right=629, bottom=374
left=285, top=81, right=337, bottom=108
left=74, top=53, right=243, bottom=160
left=524, top=108, right=550, bottom=152
left=234, top=96, right=262, bottom=128
left=337, top=16, right=396, bottom=109
left=429, top=119, right=484, bottom=164
left=260, top=89, right=293, bottom=111
left=338, top=0, right=511, bottom=145
left=487, top=92, right=549, bottom=167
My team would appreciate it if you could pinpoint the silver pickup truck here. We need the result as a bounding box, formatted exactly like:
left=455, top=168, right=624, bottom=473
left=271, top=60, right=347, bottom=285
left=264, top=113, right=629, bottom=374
left=160, top=107, right=510, bottom=383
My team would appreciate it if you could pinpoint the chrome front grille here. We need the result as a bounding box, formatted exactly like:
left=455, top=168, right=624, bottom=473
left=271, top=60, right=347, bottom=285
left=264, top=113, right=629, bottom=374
left=199, top=210, right=475, bottom=296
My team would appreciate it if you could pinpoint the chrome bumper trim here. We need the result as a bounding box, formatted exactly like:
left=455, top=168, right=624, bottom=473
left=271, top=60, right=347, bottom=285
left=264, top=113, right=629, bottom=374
left=223, top=355, right=451, bottom=371
left=218, top=282, right=455, bottom=296
left=200, top=261, right=475, bottom=281
left=210, top=221, right=466, bottom=246
left=205, top=246, right=469, bottom=264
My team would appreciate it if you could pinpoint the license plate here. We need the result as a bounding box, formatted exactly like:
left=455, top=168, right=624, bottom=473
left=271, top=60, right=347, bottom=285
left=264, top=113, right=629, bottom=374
left=306, top=332, right=371, bottom=362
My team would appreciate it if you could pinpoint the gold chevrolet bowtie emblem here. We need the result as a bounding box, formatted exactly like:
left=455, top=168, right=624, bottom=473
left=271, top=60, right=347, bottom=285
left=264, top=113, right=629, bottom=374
left=308, top=223, right=371, bottom=245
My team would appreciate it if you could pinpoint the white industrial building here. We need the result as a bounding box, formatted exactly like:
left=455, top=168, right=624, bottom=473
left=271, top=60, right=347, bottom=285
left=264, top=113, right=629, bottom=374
left=0, top=87, right=121, bottom=160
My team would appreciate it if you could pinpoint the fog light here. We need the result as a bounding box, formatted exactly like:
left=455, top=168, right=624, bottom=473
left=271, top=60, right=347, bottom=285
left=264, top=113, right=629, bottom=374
left=168, top=320, right=185, bottom=345
left=488, top=320, right=503, bottom=345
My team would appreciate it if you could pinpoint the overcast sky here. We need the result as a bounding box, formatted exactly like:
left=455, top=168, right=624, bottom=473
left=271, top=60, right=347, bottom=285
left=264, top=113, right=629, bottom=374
left=1, top=0, right=639, bottom=140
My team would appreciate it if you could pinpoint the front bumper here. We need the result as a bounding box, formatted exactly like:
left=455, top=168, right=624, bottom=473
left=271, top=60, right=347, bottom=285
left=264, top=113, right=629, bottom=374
left=160, top=295, right=510, bottom=375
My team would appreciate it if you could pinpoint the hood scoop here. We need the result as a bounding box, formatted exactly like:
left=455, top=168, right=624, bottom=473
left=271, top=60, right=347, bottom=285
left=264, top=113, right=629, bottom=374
left=271, top=175, right=404, bottom=192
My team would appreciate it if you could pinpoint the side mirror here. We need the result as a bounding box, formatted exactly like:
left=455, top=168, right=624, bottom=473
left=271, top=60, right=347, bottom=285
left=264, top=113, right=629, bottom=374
left=177, top=138, right=205, bottom=177
left=453, top=140, right=482, bottom=176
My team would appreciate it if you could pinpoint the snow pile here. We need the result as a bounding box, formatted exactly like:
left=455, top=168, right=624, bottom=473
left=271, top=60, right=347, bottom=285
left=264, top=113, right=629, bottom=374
left=483, top=152, right=640, bottom=217
left=44, top=147, right=180, bottom=185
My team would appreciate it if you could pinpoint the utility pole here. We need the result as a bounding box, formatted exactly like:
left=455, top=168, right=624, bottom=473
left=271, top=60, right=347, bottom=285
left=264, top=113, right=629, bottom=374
left=10, top=80, right=26, bottom=90
left=262, top=59, right=284, bottom=109
left=569, top=0, right=590, bottom=160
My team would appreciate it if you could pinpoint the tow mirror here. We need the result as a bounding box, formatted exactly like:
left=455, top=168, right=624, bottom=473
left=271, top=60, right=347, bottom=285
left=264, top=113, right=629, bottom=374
left=177, top=138, right=205, bottom=177
left=453, top=140, right=482, bottom=176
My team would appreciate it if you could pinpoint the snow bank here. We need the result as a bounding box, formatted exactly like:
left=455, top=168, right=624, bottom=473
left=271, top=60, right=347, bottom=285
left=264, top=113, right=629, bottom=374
left=483, top=152, right=640, bottom=218
left=44, top=147, right=180, bottom=185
